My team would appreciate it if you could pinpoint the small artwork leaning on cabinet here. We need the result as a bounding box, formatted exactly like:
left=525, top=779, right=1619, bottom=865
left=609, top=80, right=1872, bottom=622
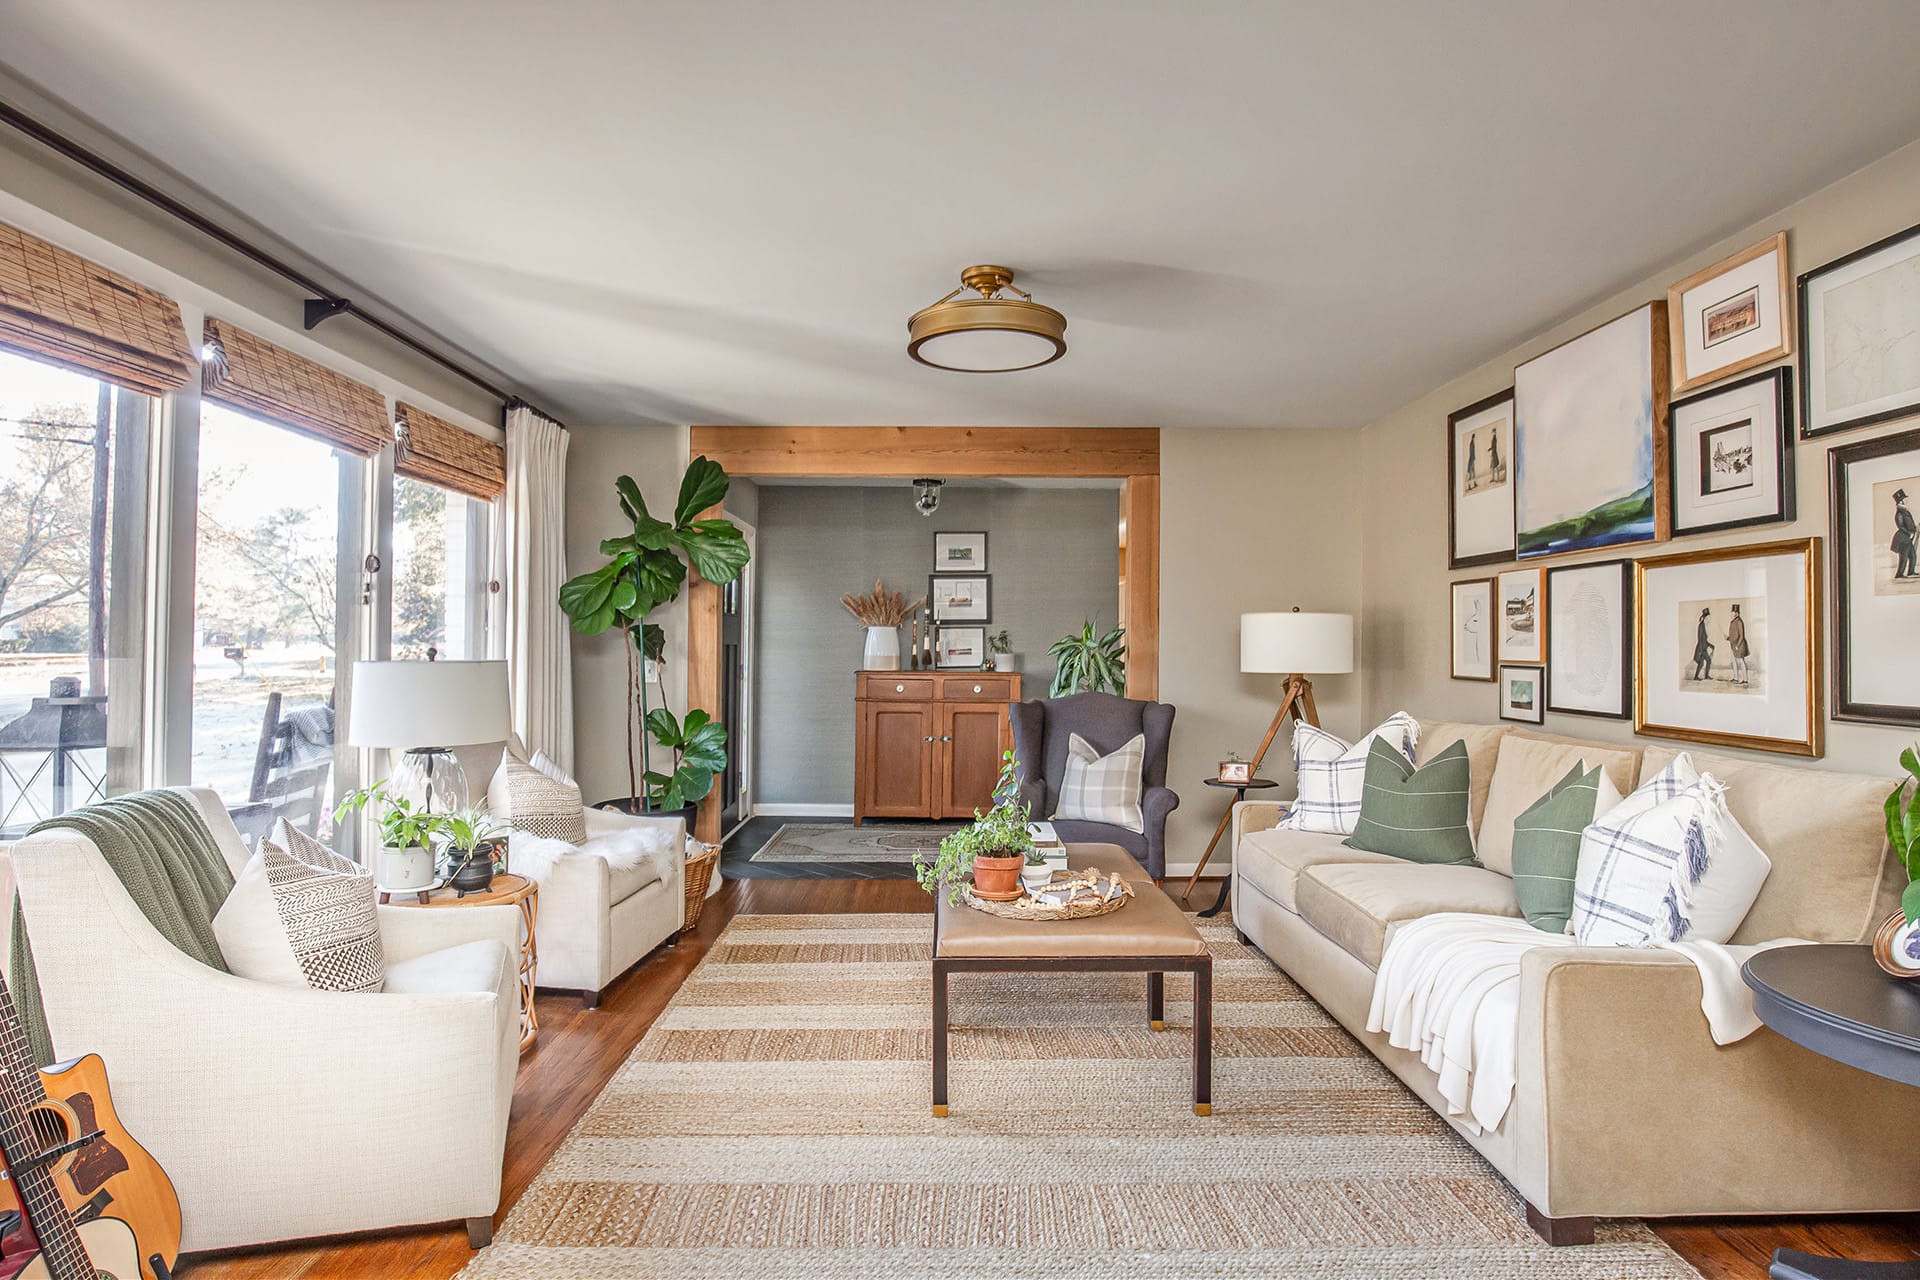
left=1830, top=426, right=1920, bottom=725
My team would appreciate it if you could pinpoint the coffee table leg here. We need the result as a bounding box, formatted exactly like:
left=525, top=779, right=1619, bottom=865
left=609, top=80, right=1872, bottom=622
left=1148, top=970, right=1165, bottom=1030
left=1193, top=958, right=1213, bottom=1116
left=931, top=958, right=949, bottom=1118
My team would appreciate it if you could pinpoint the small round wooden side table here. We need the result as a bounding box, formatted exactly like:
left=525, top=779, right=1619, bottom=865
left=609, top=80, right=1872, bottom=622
left=386, top=872, right=539, bottom=1052
left=1187, top=777, right=1279, bottom=919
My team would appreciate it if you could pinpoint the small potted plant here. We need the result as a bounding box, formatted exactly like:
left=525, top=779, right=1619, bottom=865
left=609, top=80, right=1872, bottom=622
left=439, top=808, right=507, bottom=896
left=335, top=781, right=443, bottom=893
left=1874, top=745, right=1920, bottom=977
left=915, top=751, right=1035, bottom=902
left=1020, top=845, right=1052, bottom=893
left=987, top=629, right=1013, bottom=672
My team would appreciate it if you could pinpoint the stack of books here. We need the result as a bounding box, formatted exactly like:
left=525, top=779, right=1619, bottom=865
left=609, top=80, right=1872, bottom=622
left=1028, top=821, right=1068, bottom=866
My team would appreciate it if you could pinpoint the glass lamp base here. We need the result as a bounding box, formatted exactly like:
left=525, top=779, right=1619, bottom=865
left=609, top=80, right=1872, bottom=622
left=390, top=747, right=471, bottom=817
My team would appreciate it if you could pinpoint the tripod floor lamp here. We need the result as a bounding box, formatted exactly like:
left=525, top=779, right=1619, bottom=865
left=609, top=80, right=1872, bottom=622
left=1181, top=610, right=1354, bottom=904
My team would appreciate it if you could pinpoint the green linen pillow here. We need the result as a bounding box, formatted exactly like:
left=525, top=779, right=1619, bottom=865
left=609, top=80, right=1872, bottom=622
left=1342, top=737, right=1477, bottom=865
left=1510, top=762, right=1609, bottom=933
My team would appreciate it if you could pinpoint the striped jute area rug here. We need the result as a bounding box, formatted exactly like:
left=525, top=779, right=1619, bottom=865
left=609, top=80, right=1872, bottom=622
left=459, top=912, right=1701, bottom=1279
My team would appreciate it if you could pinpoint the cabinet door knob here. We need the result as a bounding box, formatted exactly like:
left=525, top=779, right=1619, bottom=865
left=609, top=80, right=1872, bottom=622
left=973, top=684, right=983, bottom=693
left=924, top=736, right=935, bottom=742
left=896, top=684, right=905, bottom=693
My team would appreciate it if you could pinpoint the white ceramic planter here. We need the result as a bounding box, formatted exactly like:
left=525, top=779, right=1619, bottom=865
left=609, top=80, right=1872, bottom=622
left=992, top=653, right=1014, bottom=672
left=378, top=843, right=436, bottom=892
left=863, top=625, right=901, bottom=670
left=1020, top=863, right=1053, bottom=893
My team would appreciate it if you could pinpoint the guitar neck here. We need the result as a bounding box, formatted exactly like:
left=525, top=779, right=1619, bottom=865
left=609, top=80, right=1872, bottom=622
left=0, top=971, right=93, bottom=1280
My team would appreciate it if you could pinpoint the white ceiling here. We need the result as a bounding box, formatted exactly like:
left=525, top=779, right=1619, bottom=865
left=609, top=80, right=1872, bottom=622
left=6, top=2, right=1920, bottom=429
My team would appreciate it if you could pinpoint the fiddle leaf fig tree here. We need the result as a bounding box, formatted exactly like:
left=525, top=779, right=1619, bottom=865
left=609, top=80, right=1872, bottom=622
left=558, top=457, right=750, bottom=810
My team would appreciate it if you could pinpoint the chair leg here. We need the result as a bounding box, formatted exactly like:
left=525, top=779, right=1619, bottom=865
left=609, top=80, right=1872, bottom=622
left=581, top=988, right=600, bottom=1010
left=665, top=929, right=681, bottom=947
left=466, top=1216, right=494, bottom=1249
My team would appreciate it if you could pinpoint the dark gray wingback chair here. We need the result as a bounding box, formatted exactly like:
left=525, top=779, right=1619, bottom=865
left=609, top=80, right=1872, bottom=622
left=1007, top=691, right=1178, bottom=880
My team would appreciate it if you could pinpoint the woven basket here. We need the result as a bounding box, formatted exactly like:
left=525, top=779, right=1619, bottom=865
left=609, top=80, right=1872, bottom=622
left=683, top=843, right=720, bottom=929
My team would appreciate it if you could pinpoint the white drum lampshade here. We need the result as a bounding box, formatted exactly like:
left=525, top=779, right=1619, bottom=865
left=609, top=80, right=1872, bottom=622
left=1240, top=612, right=1354, bottom=675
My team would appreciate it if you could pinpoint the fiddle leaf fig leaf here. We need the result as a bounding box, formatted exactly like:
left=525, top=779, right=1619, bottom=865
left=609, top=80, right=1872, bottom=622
left=671, top=520, right=750, bottom=585
left=674, top=456, right=730, bottom=525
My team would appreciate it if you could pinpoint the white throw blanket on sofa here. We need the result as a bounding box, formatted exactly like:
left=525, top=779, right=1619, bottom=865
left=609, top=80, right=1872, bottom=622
left=508, top=821, right=680, bottom=888
left=1365, top=912, right=1807, bottom=1134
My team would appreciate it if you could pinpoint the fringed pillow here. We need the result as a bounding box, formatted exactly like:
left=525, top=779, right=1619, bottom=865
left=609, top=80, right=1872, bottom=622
left=491, top=753, right=588, bottom=845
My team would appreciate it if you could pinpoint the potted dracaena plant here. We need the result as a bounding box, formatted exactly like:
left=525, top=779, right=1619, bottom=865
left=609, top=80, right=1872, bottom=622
left=1047, top=620, right=1127, bottom=697
left=558, top=458, right=750, bottom=826
left=914, top=751, right=1035, bottom=902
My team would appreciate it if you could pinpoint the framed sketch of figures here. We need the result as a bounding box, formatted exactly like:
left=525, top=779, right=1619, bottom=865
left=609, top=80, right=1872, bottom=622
left=1830, top=427, right=1920, bottom=725
left=1546, top=560, right=1632, bottom=719
left=1667, top=367, right=1795, bottom=537
left=1514, top=302, right=1670, bottom=559
left=1799, top=221, right=1920, bottom=438
left=1450, top=578, right=1495, bottom=681
left=1633, top=537, right=1822, bottom=757
left=1496, top=566, right=1546, bottom=665
left=1447, top=389, right=1517, bottom=568
left=1667, top=233, right=1791, bottom=394
left=1498, top=666, right=1545, bottom=724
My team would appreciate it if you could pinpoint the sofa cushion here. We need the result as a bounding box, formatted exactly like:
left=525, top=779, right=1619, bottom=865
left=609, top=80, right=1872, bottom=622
left=1414, top=719, right=1513, bottom=837
left=1476, top=733, right=1641, bottom=876
left=381, top=938, right=512, bottom=998
left=1236, top=827, right=1400, bottom=912
left=1512, top=764, right=1621, bottom=933
left=1345, top=738, right=1477, bottom=865
left=1640, top=746, right=1897, bottom=944
left=1295, top=861, right=1524, bottom=969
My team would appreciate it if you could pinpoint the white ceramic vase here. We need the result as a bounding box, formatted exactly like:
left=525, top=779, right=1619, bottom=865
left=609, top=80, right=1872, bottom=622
left=1021, top=863, right=1053, bottom=893
left=992, top=653, right=1013, bottom=672
left=379, top=843, right=436, bottom=891
left=863, top=625, right=901, bottom=670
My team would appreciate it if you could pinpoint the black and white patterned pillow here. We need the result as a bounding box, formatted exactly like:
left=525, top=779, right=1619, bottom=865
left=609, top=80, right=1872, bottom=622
left=1051, top=732, right=1146, bottom=832
left=261, top=821, right=385, bottom=994
left=498, top=755, right=588, bottom=844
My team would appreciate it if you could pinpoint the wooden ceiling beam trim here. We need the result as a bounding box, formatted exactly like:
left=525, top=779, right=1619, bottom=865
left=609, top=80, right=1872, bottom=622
left=687, top=426, right=1159, bottom=477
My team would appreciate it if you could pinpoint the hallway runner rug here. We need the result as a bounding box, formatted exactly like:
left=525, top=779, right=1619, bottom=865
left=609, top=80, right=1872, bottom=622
left=457, top=912, right=1701, bottom=1279
left=746, top=822, right=962, bottom=863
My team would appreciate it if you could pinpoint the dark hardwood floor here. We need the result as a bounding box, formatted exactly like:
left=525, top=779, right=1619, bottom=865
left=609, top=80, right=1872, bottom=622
left=180, top=876, right=1920, bottom=1279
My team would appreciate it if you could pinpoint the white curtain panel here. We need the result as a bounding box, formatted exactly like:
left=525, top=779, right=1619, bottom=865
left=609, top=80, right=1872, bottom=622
left=503, top=405, right=575, bottom=773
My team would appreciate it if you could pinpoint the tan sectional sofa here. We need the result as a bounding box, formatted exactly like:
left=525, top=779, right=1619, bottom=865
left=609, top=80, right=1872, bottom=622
left=1229, top=717, right=1919, bottom=1243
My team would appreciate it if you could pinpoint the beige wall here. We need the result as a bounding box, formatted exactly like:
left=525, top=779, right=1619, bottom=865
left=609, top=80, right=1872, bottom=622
left=1360, top=136, right=1920, bottom=777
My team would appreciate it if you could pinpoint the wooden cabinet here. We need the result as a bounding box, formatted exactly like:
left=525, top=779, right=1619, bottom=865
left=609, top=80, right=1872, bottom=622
left=855, top=671, right=1021, bottom=823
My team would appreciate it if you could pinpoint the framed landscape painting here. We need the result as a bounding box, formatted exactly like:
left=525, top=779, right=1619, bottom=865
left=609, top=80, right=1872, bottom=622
left=1447, top=388, right=1517, bottom=568
left=1496, top=566, right=1546, bottom=665
left=1498, top=665, right=1545, bottom=724
left=1514, top=302, right=1670, bottom=559
left=1667, top=367, right=1795, bottom=537
left=1667, top=232, right=1791, bottom=395
left=1546, top=559, right=1632, bottom=719
left=1830, top=427, right=1920, bottom=725
left=1450, top=577, right=1495, bottom=681
left=1799, top=220, right=1920, bottom=438
left=933, top=531, right=988, bottom=572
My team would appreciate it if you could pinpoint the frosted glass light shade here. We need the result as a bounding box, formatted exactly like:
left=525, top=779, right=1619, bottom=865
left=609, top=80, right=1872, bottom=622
left=346, top=660, right=511, bottom=748
left=1240, top=613, right=1354, bottom=675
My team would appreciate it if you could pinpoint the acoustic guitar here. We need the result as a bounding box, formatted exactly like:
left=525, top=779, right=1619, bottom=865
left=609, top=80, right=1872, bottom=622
left=0, top=967, right=179, bottom=1280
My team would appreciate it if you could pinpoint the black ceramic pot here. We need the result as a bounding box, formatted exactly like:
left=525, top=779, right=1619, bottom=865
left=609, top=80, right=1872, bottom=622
left=593, top=798, right=699, bottom=831
left=448, top=850, right=497, bottom=896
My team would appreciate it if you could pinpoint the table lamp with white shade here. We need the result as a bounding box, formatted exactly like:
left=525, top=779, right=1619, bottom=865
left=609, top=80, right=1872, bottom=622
left=346, top=659, right=511, bottom=891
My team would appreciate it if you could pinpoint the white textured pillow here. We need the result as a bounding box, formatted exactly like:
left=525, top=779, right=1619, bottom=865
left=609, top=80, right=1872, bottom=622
left=214, top=822, right=384, bottom=993
left=1280, top=712, right=1419, bottom=835
left=530, top=749, right=575, bottom=788
left=1051, top=732, right=1146, bottom=832
left=491, top=753, right=588, bottom=844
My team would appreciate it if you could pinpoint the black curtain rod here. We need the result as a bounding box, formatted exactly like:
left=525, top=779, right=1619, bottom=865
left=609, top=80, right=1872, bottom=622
left=0, top=98, right=566, bottom=429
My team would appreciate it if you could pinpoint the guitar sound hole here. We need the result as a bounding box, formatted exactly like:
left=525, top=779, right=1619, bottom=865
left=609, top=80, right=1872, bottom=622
left=26, top=1104, right=69, bottom=1156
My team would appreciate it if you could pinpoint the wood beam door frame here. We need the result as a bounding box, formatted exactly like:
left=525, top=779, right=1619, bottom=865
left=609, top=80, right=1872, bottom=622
left=685, top=426, right=1160, bottom=842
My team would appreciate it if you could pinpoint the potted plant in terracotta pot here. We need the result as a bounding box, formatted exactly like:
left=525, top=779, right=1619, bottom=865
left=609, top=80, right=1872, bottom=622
left=915, top=751, right=1035, bottom=903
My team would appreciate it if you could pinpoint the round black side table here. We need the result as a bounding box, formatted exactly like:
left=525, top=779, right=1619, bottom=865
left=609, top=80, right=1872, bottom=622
left=1186, top=777, right=1279, bottom=919
left=1743, top=944, right=1920, bottom=1279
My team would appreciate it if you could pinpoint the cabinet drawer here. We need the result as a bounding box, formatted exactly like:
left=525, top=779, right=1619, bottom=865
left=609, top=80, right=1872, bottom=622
left=937, top=675, right=1017, bottom=702
left=861, top=674, right=936, bottom=702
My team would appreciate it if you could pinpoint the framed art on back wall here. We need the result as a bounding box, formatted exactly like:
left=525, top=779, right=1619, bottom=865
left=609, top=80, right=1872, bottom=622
left=1447, top=388, right=1517, bottom=568
left=1496, top=566, right=1546, bottom=665
left=1830, top=426, right=1920, bottom=725
left=1799, top=220, right=1920, bottom=438
left=1667, top=366, right=1795, bottom=537
left=1450, top=578, right=1495, bottom=681
left=1667, top=232, right=1791, bottom=395
left=1546, top=559, right=1632, bottom=719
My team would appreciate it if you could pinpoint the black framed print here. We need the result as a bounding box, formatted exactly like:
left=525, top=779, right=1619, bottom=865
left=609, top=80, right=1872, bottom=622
left=1799, top=220, right=1920, bottom=438
left=1446, top=388, right=1517, bottom=568
left=1831, top=426, right=1920, bottom=725
left=1546, top=559, right=1632, bottom=718
left=1450, top=578, right=1495, bottom=681
left=929, top=574, right=991, bottom=623
left=933, top=530, right=988, bottom=573
left=935, top=626, right=987, bottom=669
left=1498, top=665, right=1545, bottom=724
left=1667, top=366, right=1795, bottom=537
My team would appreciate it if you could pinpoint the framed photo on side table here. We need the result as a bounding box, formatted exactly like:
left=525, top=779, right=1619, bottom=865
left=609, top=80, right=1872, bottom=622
left=929, top=574, right=991, bottom=623
left=1633, top=537, right=1822, bottom=757
left=1667, top=366, right=1795, bottom=537
left=935, top=626, right=988, bottom=669
left=1800, top=220, right=1920, bottom=438
left=1498, top=665, right=1545, bottom=724
left=1496, top=566, right=1546, bottom=665
left=1546, top=559, right=1632, bottom=719
left=1450, top=578, right=1495, bottom=681
left=1447, top=388, right=1517, bottom=568
left=1667, top=232, right=1791, bottom=395
left=1830, top=426, right=1920, bottom=725
left=933, top=531, right=989, bottom=572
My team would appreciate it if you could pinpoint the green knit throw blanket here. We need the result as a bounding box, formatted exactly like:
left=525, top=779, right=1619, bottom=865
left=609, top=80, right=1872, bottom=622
left=11, top=790, right=234, bottom=1066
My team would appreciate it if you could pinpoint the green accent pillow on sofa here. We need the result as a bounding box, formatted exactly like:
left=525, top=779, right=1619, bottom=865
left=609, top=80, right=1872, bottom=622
left=1510, top=762, right=1608, bottom=933
left=1343, top=737, right=1477, bottom=865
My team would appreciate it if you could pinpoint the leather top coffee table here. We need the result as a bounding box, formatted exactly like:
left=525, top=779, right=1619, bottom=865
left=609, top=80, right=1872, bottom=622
left=931, top=843, right=1213, bottom=1117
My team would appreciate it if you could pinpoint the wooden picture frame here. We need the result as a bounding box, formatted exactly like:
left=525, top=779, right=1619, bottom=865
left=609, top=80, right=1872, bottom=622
left=1799, top=220, right=1920, bottom=438
left=1446, top=388, right=1517, bottom=568
left=1498, top=665, right=1545, bottom=724
left=1829, top=427, right=1920, bottom=726
left=933, top=530, right=989, bottom=573
left=1667, top=366, right=1796, bottom=537
left=928, top=574, right=991, bottom=624
left=1632, top=537, right=1822, bottom=757
left=1514, top=302, right=1670, bottom=560
left=1496, top=566, right=1547, bottom=665
left=1667, top=232, right=1791, bottom=395
left=1450, top=577, right=1496, bottom=681
left=1546, top=559, right=1633, bottom=719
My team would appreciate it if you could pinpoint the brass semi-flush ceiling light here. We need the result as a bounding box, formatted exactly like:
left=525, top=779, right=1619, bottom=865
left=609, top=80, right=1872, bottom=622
left=907, top=265, right=1066, bottom=372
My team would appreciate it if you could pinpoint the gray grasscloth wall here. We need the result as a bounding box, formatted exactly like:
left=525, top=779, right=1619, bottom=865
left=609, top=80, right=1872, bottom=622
left=753, top=484, right=1120, bottom=807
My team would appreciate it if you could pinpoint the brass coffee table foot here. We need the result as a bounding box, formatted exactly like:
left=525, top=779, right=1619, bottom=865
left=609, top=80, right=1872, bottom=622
left=931, top=1104, right=948, bottom=1118
left=1193, top=1103, right=1212, bottom=1116
left=1151, top=1019, right=1167, bottom=1031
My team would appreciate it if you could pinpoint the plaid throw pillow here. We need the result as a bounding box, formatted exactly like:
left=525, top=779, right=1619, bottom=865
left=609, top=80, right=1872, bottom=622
left=1511, top=764, right=1620, bottom=933
left=1051, top=732, right=1146, bottom=832
left=260, top=821, right=384, bottom=993
left=1280, top=712, right=1419, bottom=835
left=1343, top=737, right=1476, bottom=864
left=496, top=754, right=588, bottom=844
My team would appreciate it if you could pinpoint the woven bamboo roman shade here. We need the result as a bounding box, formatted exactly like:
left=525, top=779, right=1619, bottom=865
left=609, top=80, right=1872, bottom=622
left=394, top=402, right=506, bottom=501
left=0, top=222, right=195, bottom=395
left=201, top=318, right=389, bottom=455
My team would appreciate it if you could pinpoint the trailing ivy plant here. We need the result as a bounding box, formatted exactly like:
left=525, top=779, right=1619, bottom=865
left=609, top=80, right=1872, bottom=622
left=558, top=457, right=751, bottom=810
left=1891, top=745, right=1920, bottom=922
left=914, top=751, right=1035, bottom=904
left=1047, top=620, right=1127, bottom=698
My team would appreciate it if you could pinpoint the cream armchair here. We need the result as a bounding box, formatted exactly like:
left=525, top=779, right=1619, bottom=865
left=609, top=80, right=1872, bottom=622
left=531, top=806, right=686, bottom=1007
left=8, top=787, right=518, bottom=1252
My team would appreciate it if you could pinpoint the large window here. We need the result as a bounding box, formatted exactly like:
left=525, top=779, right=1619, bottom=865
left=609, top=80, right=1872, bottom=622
left=392, top=474, right=482, bottom=661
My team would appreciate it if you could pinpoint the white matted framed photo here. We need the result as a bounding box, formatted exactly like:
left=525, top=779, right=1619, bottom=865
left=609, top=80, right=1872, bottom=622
left=1830, top=427, right=1920, bottom=726
left=929, top=574, right=991, bottom=623
left=1546, top=559, right=1632, bottom=719
left=1799, top=220, right=1920, bottom=438
left=935, top=625, right=987, bottom=669
left=1667, top=366, right=1795, bottom=536
left=1498, top=665, right=1545, bottom=724
left=1496, top=566, right=1546, bottom=665
left=1667, top=232, right=1791, bottom=395
left=1450, top=577, right=1495, bottom=681
left=1633, top=537, right=1822, bottom=757
left=1447, top=388, right=1516, bottom=568
left=933, top=531, right=988, bottom=572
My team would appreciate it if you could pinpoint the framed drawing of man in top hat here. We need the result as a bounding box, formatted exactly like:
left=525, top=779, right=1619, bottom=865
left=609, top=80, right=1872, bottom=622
left=1831, top=426, right=1920, bottom=725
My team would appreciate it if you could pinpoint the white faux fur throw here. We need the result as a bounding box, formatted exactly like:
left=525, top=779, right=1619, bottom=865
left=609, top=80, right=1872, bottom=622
left=509, top=823, right=680, bottom=887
